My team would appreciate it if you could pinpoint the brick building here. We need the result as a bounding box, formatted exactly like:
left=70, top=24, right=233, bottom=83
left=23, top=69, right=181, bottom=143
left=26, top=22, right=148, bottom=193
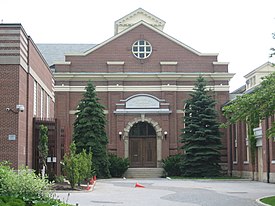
left=0, top=24, right=55, bottom=170
left=227, top=62, right=275, bottom=183
left=0, top=9, right=234, bottom=176
left=49, top=8, right=233, bottom=171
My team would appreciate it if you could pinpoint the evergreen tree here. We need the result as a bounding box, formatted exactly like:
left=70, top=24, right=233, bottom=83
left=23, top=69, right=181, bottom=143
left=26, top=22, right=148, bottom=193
left=73, top=81, right=110, bottom=178
left=180, top=76, right=222, bottom=177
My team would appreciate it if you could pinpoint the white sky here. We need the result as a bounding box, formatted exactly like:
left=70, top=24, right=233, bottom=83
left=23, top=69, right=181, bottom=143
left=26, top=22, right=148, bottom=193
left=1, top=0, right=275, bottom=92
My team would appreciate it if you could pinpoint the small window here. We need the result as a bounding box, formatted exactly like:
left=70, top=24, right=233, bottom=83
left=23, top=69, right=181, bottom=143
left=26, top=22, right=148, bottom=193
left=132, top=40, right=152, bottom=59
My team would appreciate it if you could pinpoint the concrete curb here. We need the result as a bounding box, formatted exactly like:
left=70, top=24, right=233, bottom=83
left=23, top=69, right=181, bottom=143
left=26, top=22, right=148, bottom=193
left=256, top=196, right=274, bottom=206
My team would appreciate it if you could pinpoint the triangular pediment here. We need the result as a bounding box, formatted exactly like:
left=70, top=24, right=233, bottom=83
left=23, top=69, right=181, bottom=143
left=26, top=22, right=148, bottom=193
left=114, top=8, right=166, bottom=35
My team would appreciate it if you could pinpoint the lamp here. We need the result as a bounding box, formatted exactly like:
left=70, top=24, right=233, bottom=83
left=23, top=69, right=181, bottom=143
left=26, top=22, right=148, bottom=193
left=118, top=131, right=122, bottom=140
left=6, top=104, right=24, bottom=114
left=164, top=131, right=168, bottom=140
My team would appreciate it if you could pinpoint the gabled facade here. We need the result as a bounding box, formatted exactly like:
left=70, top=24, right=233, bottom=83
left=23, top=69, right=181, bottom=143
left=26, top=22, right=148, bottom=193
left=53, top=9, right=233, bottom=170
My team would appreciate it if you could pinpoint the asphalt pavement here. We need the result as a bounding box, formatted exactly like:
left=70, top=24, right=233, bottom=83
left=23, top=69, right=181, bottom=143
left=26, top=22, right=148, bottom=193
left=55, top=178, right=275, bottom=206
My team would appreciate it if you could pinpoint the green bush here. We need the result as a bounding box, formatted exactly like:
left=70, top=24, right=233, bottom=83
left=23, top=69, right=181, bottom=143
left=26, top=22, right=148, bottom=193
left=108, top=153, right=129, bottom=178
left=63, top=142, right=94, bottom=189
left=162, top=154, right=182, bottom=177
left=0, top=162, right=52, bottom=203
left=54, top=175, right=65, bottom=183
left=0, top=196, right=26, bottom=206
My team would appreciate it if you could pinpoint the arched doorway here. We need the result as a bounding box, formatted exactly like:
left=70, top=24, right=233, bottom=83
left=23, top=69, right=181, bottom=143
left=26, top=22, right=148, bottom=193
left=129, top=122, right=157, bottom=168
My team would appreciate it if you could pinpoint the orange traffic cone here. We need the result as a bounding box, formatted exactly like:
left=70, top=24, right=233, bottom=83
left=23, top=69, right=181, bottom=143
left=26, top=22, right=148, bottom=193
left=135, top=182, right=145, bottom=188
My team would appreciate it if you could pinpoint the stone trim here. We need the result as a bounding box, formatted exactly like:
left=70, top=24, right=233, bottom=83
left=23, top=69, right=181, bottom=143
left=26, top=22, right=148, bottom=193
left=55, top=85, right=230, bottom=92
left=123, top=116, right=163, bottom=167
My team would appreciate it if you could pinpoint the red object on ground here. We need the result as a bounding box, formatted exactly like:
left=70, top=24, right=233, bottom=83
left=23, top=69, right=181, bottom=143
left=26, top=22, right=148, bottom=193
left=135, top=182, right=145, bottom=188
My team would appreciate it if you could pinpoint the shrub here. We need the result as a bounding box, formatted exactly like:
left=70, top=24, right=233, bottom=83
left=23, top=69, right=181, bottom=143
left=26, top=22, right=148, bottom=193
left=63, top=142, right=94, bottom=188
left=0, top=162, right=52, bottom=203
left=0, top=196, right=26, bottom=206
left=108, top=153, right=129, bottom=178
left=54, top=175, right=65, bottom=183
left=162, top=154, right=182, bottom=177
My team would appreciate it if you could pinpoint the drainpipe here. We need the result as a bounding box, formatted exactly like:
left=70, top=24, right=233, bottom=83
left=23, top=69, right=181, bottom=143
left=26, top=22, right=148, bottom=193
left=25, top=35, right=30, bottom=166
left=266, top=117, right=270, bottom=183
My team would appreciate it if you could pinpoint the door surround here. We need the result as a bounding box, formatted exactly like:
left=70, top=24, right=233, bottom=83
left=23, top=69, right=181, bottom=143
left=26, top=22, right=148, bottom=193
left=122, top=116, right=164, bottom=168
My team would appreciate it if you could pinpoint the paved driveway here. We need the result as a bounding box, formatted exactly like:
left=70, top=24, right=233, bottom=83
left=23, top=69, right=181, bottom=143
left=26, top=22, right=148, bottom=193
left=55, top=178, right=275, bottom=206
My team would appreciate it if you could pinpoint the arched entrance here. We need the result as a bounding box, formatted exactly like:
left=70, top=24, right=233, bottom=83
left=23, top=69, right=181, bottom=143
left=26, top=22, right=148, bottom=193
left=129, top=122, right=157, bottom=168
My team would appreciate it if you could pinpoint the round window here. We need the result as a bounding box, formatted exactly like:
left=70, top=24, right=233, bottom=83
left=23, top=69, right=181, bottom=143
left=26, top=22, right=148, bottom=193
left=132, top=40, right=152, bottom=59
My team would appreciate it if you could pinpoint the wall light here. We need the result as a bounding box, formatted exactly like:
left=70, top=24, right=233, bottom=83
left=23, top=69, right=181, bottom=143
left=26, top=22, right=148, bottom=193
left=164, top=131, right=168, bottom=140
left=119, top=131, right=122, bottom=140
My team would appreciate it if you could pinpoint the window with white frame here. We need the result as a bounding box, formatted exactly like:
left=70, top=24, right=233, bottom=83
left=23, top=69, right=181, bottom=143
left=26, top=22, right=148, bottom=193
left=46, top=95, right=49, bottom=118
left=33, top=81, right=37, bottom=116
left=41, top=89, right=44, bottom=118
left=132, top=40, right=152, bottom=59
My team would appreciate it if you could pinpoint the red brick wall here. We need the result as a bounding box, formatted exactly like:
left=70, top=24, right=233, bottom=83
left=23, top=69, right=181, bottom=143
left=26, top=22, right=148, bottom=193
left=0, top=25, right=54, bottom=169
left=56, top=24, right=220, bottom=73
left=0, top=65, right=19, bottom=168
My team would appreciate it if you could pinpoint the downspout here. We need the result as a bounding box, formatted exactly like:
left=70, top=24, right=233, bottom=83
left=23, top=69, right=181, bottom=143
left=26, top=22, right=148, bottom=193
left=266, top=117, right=270, bottom=183
left=25, top=36, right=30, bottom=166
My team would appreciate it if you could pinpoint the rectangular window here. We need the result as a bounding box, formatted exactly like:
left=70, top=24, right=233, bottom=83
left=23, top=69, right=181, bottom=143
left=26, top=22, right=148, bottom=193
left=41, top=89, right=44, bottom=118
left=33, top=81, right=37, bottom=116
left=46, top=95, right=49, bottom=118
left=244, top=124, right=249, bottom=163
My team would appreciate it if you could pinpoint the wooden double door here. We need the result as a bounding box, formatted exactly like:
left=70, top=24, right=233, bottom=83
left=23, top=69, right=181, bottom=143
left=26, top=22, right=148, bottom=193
left=129, top=137, right=157, bottom=168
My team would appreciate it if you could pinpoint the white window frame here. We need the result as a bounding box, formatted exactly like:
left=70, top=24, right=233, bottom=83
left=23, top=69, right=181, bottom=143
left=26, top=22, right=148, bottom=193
left=41, top=89, right=44, bottom=118
left=132, top=40, right=152, bottom=59
left=46, top=95, right=49, bottom=118
left=33, top=81, right=37, bottom=116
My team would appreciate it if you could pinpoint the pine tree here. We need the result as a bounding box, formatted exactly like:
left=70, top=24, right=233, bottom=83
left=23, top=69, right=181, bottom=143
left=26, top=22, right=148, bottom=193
left=73, top=81, right=110, bottom=178
left=180, top=76, right=222, bottom=177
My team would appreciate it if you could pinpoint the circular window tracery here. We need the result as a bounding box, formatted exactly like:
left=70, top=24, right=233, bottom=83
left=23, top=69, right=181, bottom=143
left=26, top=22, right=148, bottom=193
left=132, top=40, right=152, bottom=59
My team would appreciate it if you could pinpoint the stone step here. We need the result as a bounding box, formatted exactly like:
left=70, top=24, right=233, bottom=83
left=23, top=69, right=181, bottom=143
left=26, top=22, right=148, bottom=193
left=124, top=168, right=164, bottom=178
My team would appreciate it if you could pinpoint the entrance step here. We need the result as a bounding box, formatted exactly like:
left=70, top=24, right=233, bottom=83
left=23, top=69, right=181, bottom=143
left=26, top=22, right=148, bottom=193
left=124, top=168, right=164, bottom=178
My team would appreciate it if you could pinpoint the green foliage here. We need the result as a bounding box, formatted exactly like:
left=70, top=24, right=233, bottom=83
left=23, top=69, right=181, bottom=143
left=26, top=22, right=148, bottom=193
left=73, top=81, right=110, bottom=178
left=108, top=153, right=129, bottom=178
left=223, top=72, right=275, bottom=135
left=38, top=125, right=49, bottom=168
left=54, top=175, right=65, bottom=183
left=0, top=196, right=26, bottom=206
left=63, top=142, right=93, bottom=189
left=223, top=72, right=275, bottom=168
left=162, top=154, right=182, bottom=177
left=180, top=76, right=222, bottom=177
left=0, top=162, right=52, bottom=204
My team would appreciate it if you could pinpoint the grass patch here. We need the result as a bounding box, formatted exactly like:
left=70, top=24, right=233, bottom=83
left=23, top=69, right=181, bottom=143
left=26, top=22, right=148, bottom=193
left=261, top=196, right=275, bottom=206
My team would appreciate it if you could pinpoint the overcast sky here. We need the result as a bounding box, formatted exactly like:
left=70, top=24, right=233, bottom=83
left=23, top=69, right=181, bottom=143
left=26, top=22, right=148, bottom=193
left=1, top=0, right=275, bottom=91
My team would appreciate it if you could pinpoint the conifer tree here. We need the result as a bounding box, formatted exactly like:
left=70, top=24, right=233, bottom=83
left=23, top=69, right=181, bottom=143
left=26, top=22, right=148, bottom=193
left=180, top=76, right=222, bottom=177
left=73, top=81, right=110, bottom=178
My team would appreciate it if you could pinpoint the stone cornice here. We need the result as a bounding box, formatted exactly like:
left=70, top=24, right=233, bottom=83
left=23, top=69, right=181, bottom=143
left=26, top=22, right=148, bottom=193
left=54, top=72, right=235, bottom=81
left=54, top=84, right=230, bottom=92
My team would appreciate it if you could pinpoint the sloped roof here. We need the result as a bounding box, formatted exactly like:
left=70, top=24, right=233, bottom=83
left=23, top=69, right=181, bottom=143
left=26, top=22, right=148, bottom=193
left=37, top=44, right=96, bottom=66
